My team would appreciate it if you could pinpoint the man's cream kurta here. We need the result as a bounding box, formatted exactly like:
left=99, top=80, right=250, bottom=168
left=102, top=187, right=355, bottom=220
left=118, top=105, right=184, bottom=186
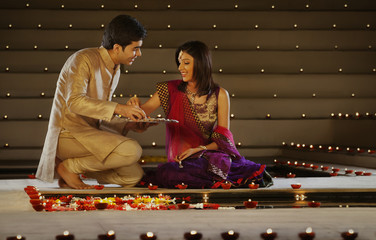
left=36, top=46, right=126, bottom=182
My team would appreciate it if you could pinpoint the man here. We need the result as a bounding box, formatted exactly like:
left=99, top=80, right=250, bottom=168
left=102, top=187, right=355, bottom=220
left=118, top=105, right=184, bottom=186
left=36, top=15, right=147, bottom=189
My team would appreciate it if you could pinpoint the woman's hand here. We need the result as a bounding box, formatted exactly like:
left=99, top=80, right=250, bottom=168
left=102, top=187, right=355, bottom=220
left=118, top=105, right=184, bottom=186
left=174, top=147, right=203, bottom=162
left=126, top=95, right=141, bottom=107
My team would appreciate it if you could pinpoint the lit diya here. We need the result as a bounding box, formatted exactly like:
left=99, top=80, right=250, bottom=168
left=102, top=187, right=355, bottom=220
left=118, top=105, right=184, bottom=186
left=298, top=227, right=315, bottom=240
left=177, top=201, right=190, bottom=209
left=286, top=173, right=296, bottom=178
left=221, top=181, right=232, bottom=189
left=140, top=232, right=157, bottom=240
left=6, top=235, right=26, bottom=240
left=363, top=172, right=372, bottom=176
left=307, top=201, right=321, bottom=208
left=243, top=199, right=258, bottom=208
left=260, top=228, right=277, bottom=240
left=321, top=166, right=329, bottom=171
left=184, top=230, right=202, bottom=240
left=248, top=182, right=259, bottom=189
left=341, top=229, right=358, bottom=240
left=98, top=230, right=116, bottom=240
left=148, top=183, right=158, bottom=190
left=345, top=169, right=354, bottom=174
left=94, top=200, right=108, bottom=210
left=354, top=171, right=363, bottom=176
left=221, top=230, right=239, bottom=240
left=177, top=183, right=188, bottom=189
left=56, top=231, right=75, bottom=240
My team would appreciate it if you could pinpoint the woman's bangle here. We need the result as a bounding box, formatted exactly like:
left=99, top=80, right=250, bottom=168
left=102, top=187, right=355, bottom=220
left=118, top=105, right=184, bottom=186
left=199, top=145, right=207, bottom=150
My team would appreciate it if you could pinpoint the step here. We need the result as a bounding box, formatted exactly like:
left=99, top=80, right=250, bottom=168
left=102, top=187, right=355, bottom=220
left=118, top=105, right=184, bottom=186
left=1, top=29, right=375, bottom=50
left=1, top=50, right=375, bottom=73
left=2, top=0, right=376, bottom=11
left=1, top=97, right=375, bottom=119
left=1, top=9, right=376, bottom=30
left=2, top=73, right=376, bottom=98
left=282, top=148, right=376, bottom=169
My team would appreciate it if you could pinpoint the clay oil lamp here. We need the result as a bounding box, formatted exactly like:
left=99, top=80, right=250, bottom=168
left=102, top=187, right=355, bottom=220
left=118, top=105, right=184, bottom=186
left=354, top=171, right=363, bottom=176
left=221, top=181, right=232, bottom=189
left=291, top=183, right=302, bottom=189
left=298, top=227, right=315, bottom=240
left=321, top=166, right=329, bottom=171
left=345, top=168, right=354, bottom=174
left=98, top=230, right=116, bottom=240
left=307, top=201, right=321, bottom=208
left=286, top=172, right=296, bottom=178
left=94, top=185, right=104, bottom=190
left=184, top=230, right=202, bottom=240
left=56, top=231, right=75, bottom=240
left=332, top=167, right=340, bottom=173
left=221, top=230, right=239, bottom=240
left=148, top=183, right=158, bottom=190
left=341, top=229, right=358, bottom=240
left=261, top=228, right=277, bottom=240
left=94, top=200, right=108, bottom=210
left=363, top=172, right=372, bottom=176
left=6, top=235, right=26, bottom=240
left=140, top=232, right=157, bottom=240
left=248, top=182, right=259, bottom=189
left=330, top=172, right=338, bottom=177
left=177, top=183, right=188, bottom=189
left=177, top=201, right=190, bottom=210
left=243, top=199, right=258, bottom=208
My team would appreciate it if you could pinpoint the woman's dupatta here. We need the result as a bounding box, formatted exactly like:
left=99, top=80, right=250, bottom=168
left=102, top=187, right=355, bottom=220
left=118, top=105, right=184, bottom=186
left=157, top=80, right=207, bottom=162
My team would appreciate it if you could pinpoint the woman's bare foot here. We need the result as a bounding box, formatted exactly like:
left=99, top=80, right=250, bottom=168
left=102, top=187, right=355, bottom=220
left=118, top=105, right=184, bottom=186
left=57, top=162, right=94, bottom=189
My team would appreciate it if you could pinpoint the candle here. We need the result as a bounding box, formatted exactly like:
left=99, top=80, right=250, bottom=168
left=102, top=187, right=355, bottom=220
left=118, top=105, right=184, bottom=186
left=298, top=227, right=315, bottom=240
left=184, top=230, right=203, bottom=240
left=261, top=228, right=278, bottom=240
left=221, top=230, right=239, bottom=240
left=56, top=231, right=75, bottom=240
left=140, top=232, right=157, bottom=240
left=98, top=230, right=116, bottom=240
left=341, top=229, right=358, bottom=240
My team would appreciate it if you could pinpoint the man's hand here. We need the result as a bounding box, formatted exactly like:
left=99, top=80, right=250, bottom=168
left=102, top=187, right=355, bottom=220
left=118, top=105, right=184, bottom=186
left=115, top=104, right=146, bottom=121
left=125, top=122, right=158, bottom=133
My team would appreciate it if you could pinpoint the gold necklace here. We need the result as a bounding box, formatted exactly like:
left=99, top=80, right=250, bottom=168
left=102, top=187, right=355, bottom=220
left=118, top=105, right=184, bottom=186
left=186, top=88, right=197, bottom=103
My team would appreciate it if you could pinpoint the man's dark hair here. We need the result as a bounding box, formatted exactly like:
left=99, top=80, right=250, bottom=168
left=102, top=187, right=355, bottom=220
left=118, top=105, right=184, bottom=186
left=102, top=15, right=147, bottom=50
left=175, top=41, right=218, bottom=97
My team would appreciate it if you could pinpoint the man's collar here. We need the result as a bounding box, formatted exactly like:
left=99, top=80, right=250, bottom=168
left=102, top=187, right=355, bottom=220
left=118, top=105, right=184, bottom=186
left=99, top=46, right=120, bottom=71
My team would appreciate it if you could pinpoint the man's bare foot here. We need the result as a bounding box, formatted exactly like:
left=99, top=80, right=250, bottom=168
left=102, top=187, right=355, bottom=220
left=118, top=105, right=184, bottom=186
left=57, top=162, right=94, bottom=189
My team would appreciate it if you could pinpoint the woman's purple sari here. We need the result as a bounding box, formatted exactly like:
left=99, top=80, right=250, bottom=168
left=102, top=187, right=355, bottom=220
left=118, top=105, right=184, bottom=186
left=142, top=80, right=267, bottom=189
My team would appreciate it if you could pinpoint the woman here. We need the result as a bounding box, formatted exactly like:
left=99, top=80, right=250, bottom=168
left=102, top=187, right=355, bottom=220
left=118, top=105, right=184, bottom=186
left=131, top=41, right=272, bottom=188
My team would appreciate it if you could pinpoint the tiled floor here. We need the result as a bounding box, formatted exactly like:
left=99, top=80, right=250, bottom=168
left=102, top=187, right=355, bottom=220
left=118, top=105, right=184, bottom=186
left=0, top=163, right=375, bottom=240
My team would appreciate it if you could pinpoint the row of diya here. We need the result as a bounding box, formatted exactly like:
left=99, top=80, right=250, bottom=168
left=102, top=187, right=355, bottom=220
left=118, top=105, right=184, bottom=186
left=282, top=142, right=376, bottom=155
left=6, top=227, right=360, bottom=240
left=274, top=159, right=373, bottom=177
left=24, top=186, right=224, bottom=212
